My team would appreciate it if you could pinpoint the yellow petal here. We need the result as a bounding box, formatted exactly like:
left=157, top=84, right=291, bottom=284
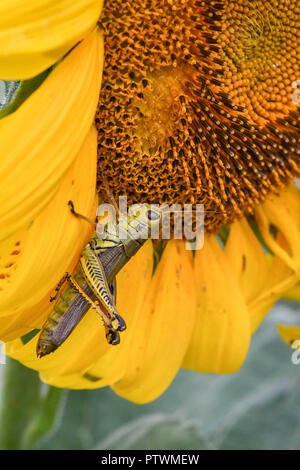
left=113, top=240, right=196, bottom=404
left=0, top=0, right=103, bottom=79
left=277, top=324, right=300, bottom=348
left=183, top=235, right=251, bottom=373
left=0, top=126, right=97, bottom=321
left=5, top=306, right=108, bottom=379
left=255, top=184, right=300, bottom=276
left=224, top=218, right=298, bottom=332
left=224, top=218, right=269, bottom=305
left=0, top=296, right=52, bottom=342
left=0, top=29, right=103, bottom=241
left=283, top=283, right=300, bottom=301
left=248, top=255, right=297, bottom=333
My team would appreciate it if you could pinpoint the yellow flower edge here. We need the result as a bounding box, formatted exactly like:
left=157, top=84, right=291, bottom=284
left=0, top=126, right=98, bottom=322
left=277, top=324, right=300, bottom=350
left=255, top=185, right=300, bottom=276
left=0, top=28, right=103, bottom=242
left=283, top=283, right=300, bottom=301
left=183, top=235, right=251, bottom=374
left=0, top=0, right=103, bottom=79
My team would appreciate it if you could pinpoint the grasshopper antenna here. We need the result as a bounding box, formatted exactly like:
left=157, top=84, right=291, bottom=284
left=68, top=200, right=97, bottom=226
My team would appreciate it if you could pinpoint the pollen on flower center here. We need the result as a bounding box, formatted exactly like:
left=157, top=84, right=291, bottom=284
left=96, top=0, right=300, bottom=233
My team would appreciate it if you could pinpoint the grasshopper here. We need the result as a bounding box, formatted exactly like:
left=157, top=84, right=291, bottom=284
left=36, top=202, right=162, bottom=357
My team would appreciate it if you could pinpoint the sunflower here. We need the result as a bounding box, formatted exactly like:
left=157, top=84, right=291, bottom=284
left=0, top=0, right=299, bottom=404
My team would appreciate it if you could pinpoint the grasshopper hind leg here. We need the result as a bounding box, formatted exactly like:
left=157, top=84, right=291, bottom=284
left=95, top=298, right=120, bottom=345
left=113, top=312, right=126, bottom=332
left=109, top=278, right=126, bottom=332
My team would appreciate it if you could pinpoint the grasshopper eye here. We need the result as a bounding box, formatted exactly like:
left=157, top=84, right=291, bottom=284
left=147, top=210, right=160, bottom=221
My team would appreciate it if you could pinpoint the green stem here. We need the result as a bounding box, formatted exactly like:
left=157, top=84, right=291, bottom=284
left=0, top=357, right=40, bottom=449
left=22, top=386, right=64, bottom=450
left=0, top=357, right=65, bottom=449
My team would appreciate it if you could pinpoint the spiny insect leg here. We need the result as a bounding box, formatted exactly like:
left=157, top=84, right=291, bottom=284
left=67, top=275, right=114, bottom=329
left=50, top=272, right=71, bottom=302
left=113, top=312, right=126, bottom=332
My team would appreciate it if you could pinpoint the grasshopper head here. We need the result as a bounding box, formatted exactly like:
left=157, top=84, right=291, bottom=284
left=127, top=204, right=162, bottom=241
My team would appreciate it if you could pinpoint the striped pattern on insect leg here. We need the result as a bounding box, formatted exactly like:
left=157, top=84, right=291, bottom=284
left=90, top=297, right=120, bottom=345
left=80, top=243, right=126, bottom=332
left=67, top=274, right=114, bottom=329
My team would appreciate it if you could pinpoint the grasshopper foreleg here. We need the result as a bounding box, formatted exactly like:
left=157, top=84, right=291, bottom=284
left=50, top=273, right=71, bottom=302
left=68, top=200, right=96, bottom=226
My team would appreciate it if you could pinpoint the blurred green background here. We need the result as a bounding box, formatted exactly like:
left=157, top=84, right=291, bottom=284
left=0, top=300, right=299, bottom=450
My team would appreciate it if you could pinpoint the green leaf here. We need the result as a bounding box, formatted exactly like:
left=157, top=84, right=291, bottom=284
left=21, top=329, right=39, bottom=345
left=0, top=81, right=20, bottom=111
left=93, top=415, right=212, bottom=450
left=217, top=225, right=230, bottom=246
left=0, top=68, right=52, bottom=119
